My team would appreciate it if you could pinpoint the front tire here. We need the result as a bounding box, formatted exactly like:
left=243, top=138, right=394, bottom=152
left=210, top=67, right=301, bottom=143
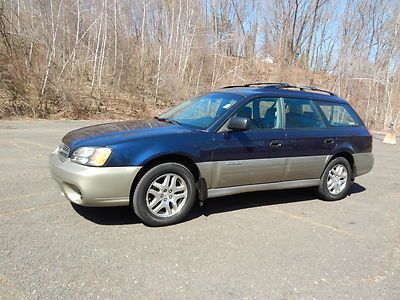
left=132, top=163, right=196, bottom=226
left=318, top=157, right=352, bottom=201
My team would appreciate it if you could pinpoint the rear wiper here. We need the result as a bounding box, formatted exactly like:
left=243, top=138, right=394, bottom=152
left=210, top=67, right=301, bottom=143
left=154, top=116, right=181, bottom=125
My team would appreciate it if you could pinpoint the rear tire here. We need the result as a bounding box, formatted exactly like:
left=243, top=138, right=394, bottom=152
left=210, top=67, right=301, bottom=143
left=132, top=163, right=196, bottom=226
left=318, top=157, right=352, bottom=201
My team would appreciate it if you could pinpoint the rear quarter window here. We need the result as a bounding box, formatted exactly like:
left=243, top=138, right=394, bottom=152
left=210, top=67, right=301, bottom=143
left=316, top=102, right=361, bottom=127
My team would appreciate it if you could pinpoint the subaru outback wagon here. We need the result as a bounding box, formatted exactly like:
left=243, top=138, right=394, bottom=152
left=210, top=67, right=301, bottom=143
left=50, top=83, right=374, bottom=226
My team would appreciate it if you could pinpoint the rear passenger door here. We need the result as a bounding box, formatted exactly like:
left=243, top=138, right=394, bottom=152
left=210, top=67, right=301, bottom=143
left=315, top=100, right=371, bottom=164
left=283, top=98, right=336, bottom=181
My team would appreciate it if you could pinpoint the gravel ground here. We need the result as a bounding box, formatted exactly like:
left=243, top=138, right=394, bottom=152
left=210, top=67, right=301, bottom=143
left=0, top=120, right=399, bottom=299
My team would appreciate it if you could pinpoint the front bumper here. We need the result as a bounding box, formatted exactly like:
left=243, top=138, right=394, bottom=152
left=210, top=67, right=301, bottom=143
left=49, top=151, right=141, bottom=207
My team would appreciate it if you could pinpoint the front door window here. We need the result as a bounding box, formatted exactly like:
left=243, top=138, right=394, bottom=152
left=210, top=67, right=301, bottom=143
left=232, top=98, right=282, bottom=130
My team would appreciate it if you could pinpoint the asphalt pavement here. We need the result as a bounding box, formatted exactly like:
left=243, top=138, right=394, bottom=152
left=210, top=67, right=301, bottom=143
left=0, top=120, right=399, bottom=299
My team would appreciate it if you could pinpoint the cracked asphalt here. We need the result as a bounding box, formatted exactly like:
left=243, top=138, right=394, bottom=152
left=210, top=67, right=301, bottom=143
left=0, top=120, right=399, bottom=299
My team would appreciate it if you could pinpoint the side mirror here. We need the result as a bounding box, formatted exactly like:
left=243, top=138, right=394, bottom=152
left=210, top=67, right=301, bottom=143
left=227, top=117, right=250, bottom=131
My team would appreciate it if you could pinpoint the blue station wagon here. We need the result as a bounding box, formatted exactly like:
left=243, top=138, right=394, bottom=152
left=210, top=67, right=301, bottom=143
left=49, top=83, right=374, bottom=226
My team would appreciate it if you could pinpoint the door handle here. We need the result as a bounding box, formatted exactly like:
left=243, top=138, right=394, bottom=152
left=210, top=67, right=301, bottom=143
left=324, top=138, right=335, bottom=144
left=270, top=140, right=282, bottom=147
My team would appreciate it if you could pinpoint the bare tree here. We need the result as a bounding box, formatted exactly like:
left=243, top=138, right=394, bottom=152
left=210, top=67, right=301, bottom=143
left=0, top=0, right=399, bottom=131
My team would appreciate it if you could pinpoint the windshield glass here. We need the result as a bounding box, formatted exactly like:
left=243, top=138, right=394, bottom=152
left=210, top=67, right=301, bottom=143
left=159, top=92, right=243, bottom=129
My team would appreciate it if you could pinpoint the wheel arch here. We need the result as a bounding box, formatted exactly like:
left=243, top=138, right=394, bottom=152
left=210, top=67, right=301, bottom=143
left=326, top=151, right=355, bottom=179
left=129, top=154, right=201, bottom=203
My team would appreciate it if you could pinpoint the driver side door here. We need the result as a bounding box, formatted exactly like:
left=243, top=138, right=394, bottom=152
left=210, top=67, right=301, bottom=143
left=211, top=97, right=288, bottom=188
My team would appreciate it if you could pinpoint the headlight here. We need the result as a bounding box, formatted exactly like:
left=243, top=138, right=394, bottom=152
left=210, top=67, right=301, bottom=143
left=70, top=147, right=112, bottom=166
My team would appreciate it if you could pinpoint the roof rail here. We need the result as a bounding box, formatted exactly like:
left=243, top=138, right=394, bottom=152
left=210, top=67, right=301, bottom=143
left=222, top=82, right=290, bottom=89
left=222, top=82, right=337, bottom=96
left=295, top=85, right=337, bottom=96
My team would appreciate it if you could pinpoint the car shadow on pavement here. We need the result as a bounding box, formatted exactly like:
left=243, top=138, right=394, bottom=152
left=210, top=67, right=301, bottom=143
left=71, top=183, right=366, bottom=226
left=347, top=182, right=366, bottom=195
left=186, top=183, right=366, bottom=221
left=71, top=203, right=142, bottom=225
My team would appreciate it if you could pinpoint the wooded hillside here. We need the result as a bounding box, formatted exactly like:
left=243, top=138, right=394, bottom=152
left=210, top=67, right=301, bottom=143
left=1, top=0, right=399, bottom=130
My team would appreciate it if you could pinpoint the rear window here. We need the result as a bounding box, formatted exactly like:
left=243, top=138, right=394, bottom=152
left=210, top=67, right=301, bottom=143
left=316, top=102, right=360, bottom=127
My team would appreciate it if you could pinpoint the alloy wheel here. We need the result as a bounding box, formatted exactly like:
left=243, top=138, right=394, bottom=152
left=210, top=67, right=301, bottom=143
left=146, top=173, right=188, bottom=218
left=327, top=163, right=348, bottom=195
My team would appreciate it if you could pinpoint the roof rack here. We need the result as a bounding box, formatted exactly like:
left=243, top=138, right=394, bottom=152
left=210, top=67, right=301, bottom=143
left=222, top=82, right=337, bottom=96
left=295, top=85, right=337, bottom=96
left=222, top=82, right=290, bottom=89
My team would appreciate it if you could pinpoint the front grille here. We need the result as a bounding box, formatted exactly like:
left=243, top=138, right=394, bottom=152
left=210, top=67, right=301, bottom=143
left=58, top=143, right=70, bottom=162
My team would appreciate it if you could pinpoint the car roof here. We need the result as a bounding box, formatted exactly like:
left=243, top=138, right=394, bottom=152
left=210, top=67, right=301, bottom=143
left=214, top=84, right=348, bottom=104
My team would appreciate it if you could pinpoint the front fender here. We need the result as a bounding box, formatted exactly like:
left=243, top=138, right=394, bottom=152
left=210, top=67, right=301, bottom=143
left=106, top=132, right=213, bottom=166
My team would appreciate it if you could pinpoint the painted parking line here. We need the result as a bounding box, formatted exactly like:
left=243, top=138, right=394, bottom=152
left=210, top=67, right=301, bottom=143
left=0, top=201, right=67, bottom=217
left=0, top=191, right=60, bottom=203
left=9, top=141, right=30, bottom=151
left=0, top=139, right=53, bottom=159
left=0, top=138, right=54, bottom=150
left=14, top=138, right=54, bottom=150
left=265, top=206, right=364, bottom=239
left=2, top=140, right=43, bottom=156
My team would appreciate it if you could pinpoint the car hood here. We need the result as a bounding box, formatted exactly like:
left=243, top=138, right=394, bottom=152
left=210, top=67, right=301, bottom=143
left=62, top=119, right=194, bottom=150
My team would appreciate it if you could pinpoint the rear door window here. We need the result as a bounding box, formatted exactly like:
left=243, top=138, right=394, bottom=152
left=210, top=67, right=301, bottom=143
left=284, top=98, right=326, bottom=128
left=316, top=102, right=360, bottom=127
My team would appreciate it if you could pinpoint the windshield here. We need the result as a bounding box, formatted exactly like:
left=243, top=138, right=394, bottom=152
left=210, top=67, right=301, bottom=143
left=159, top=92, right=243, bottom=129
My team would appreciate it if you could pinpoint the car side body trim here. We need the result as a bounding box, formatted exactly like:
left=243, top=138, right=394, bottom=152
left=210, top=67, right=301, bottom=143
left=353, top=152, right=374, bottom=176
left=197, top=155, right=329, bottom=189
left=283, top=155, right=332, bottom=181
left=196, top=162, right=213, bottom=188
left=198, top=152, right=373, bottom=192
left=210, top=158, right=287, bottom=188
left=207, top=179, right=321, bottom=198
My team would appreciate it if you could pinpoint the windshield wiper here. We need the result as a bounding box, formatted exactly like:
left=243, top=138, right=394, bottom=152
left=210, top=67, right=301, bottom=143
left=154, top=116, right=181, bottom=125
